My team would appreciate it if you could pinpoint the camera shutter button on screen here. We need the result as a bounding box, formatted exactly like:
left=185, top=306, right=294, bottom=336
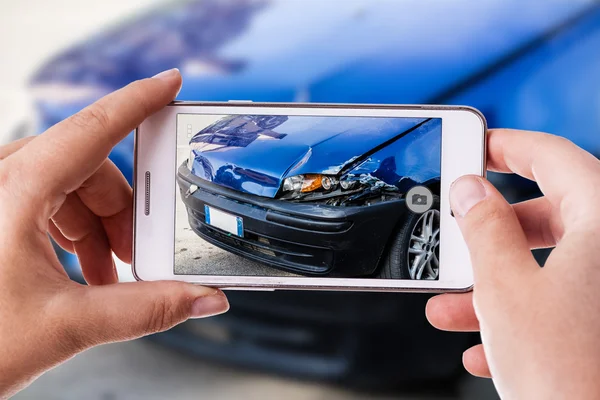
left=405, top=186, right=433, bottom=214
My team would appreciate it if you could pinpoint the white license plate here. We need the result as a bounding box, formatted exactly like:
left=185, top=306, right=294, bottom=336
left=204, top=205, right=244, bottom=237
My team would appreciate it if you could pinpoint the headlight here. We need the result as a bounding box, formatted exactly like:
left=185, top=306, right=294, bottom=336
left=321, top=176, right=338, bottom=191
left=340, top=179, right=358, bottom=190
left=281, top=174, right=339, bottom=196
left=282, top=175, right=304, bottom=192
left=280, top=174, right=366, bottom=199
left=282, top=174, right=325, bottom=193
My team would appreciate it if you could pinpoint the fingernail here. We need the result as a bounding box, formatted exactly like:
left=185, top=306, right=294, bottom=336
left=152, top=68, right=180, bottom=80
left=152, top=68, right=182, bottom=98
left=190, top=291, right=229, bottom=318
left=450, top=176, right=487, bottom=217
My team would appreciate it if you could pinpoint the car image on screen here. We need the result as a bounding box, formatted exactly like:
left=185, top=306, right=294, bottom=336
left=176, top=114, right=441, bottom=280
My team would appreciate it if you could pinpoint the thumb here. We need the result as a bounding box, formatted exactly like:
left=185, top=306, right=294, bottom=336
left=62, top=281, right=229, bottom=347
left=450, top=175, right=538, bottom=294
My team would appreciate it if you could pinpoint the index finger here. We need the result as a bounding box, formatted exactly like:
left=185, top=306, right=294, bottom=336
left=0, top=136, right=35, bottom=160
left=12, top=68, right=181, bottom=202
left=487, top=129, right=600, bottom=225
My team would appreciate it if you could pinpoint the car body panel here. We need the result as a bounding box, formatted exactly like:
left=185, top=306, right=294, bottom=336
left=344, top=118, right=442, bottom=188
left=188, top=114, right=433, bottom=197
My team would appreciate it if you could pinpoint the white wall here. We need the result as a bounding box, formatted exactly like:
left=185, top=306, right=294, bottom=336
left=0, top=0, right=164, bottom=143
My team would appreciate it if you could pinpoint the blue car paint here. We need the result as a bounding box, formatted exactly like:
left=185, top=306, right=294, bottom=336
left=450, top=6, right=600, bottom=155
left=345, top=118, right=442, bottom=188
left=208, top=1, right=591, bottom=104
left=29, top=0, right=600, bottom=272
left=30, top=1, right=600, bottom=162
left=31, top=0, right=266, bottom=91
left=188, top=114, right=431, bottom=197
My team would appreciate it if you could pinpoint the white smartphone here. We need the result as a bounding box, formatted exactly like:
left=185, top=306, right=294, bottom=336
left=133, top=102, right=486, bottom=292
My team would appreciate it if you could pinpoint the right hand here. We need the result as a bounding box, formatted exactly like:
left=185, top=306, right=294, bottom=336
left=426, top=129, right=600, bottom=399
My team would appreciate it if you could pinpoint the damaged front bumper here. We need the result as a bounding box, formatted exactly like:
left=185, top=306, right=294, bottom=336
left=177, top=164, right=408, bottom=277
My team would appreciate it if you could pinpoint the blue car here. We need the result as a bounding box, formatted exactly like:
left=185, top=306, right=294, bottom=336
left=27, top=0, right=600, bottom=389
left=178, top=113, right=442, bottom=279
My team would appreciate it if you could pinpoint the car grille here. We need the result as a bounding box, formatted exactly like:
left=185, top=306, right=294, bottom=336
left=189, top=209, right=334, bottom=274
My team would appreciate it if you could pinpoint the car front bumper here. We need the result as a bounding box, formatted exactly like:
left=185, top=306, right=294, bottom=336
left=177, top=164, right=408, bottom=277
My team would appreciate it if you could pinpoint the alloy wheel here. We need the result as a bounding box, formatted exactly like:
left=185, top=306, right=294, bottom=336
left=407, top=209, right=440, bottom=280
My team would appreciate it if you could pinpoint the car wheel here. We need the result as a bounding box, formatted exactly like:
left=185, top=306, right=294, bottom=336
left=377, top=195, right=440, bottom=280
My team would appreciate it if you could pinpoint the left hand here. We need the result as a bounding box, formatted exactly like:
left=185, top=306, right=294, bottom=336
left=0, top=69, right=229, bottom=397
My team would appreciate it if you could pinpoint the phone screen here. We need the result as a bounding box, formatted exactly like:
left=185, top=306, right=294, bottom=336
left=175, top=113, right=441, bottom=280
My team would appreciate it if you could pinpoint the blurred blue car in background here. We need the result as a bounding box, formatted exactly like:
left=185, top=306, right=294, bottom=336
left=27, top=0, right=600, bottom=392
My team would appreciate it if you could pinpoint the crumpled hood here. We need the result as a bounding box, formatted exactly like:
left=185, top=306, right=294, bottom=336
left=188, top=114, right=429, bottom=197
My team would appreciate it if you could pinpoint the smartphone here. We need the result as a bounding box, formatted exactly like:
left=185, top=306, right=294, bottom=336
left=133, top=102, right=486, bottom=292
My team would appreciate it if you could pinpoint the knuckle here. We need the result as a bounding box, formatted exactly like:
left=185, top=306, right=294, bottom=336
left=0, top=161, right=29, bottom=210
left=69, top=104, right=111, bottom=133
left=146, top=295, right=185, bottom=334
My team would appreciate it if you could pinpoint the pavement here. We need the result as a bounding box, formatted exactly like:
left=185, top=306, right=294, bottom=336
left=14, top=339, right=499, bottom=400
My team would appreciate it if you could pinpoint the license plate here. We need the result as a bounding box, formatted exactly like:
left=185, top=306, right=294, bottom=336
left=204, top=205, right=244, bottom=237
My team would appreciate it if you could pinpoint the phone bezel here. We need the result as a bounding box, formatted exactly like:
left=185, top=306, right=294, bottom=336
left=133, top=102, right=486, bottom=292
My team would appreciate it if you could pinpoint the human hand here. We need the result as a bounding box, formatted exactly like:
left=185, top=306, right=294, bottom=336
left=426, top=129, right=600, bottom=398
left=0, top=69, right=229, bottom=397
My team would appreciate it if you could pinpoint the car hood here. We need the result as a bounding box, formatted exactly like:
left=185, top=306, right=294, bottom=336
left=188, top=115, right=429, bottom=197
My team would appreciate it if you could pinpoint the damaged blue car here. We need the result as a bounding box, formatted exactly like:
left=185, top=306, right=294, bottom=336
left=177, top=113, right=442, bottom=280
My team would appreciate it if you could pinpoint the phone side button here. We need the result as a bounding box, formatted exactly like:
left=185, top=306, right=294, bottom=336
left=220, top=287, right=275, bottom=291
left=227, top=100, right=253, bottom=103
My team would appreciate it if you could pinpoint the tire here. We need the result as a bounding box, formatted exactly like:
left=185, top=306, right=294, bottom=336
left=377, top=195, right=440, bottom=280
